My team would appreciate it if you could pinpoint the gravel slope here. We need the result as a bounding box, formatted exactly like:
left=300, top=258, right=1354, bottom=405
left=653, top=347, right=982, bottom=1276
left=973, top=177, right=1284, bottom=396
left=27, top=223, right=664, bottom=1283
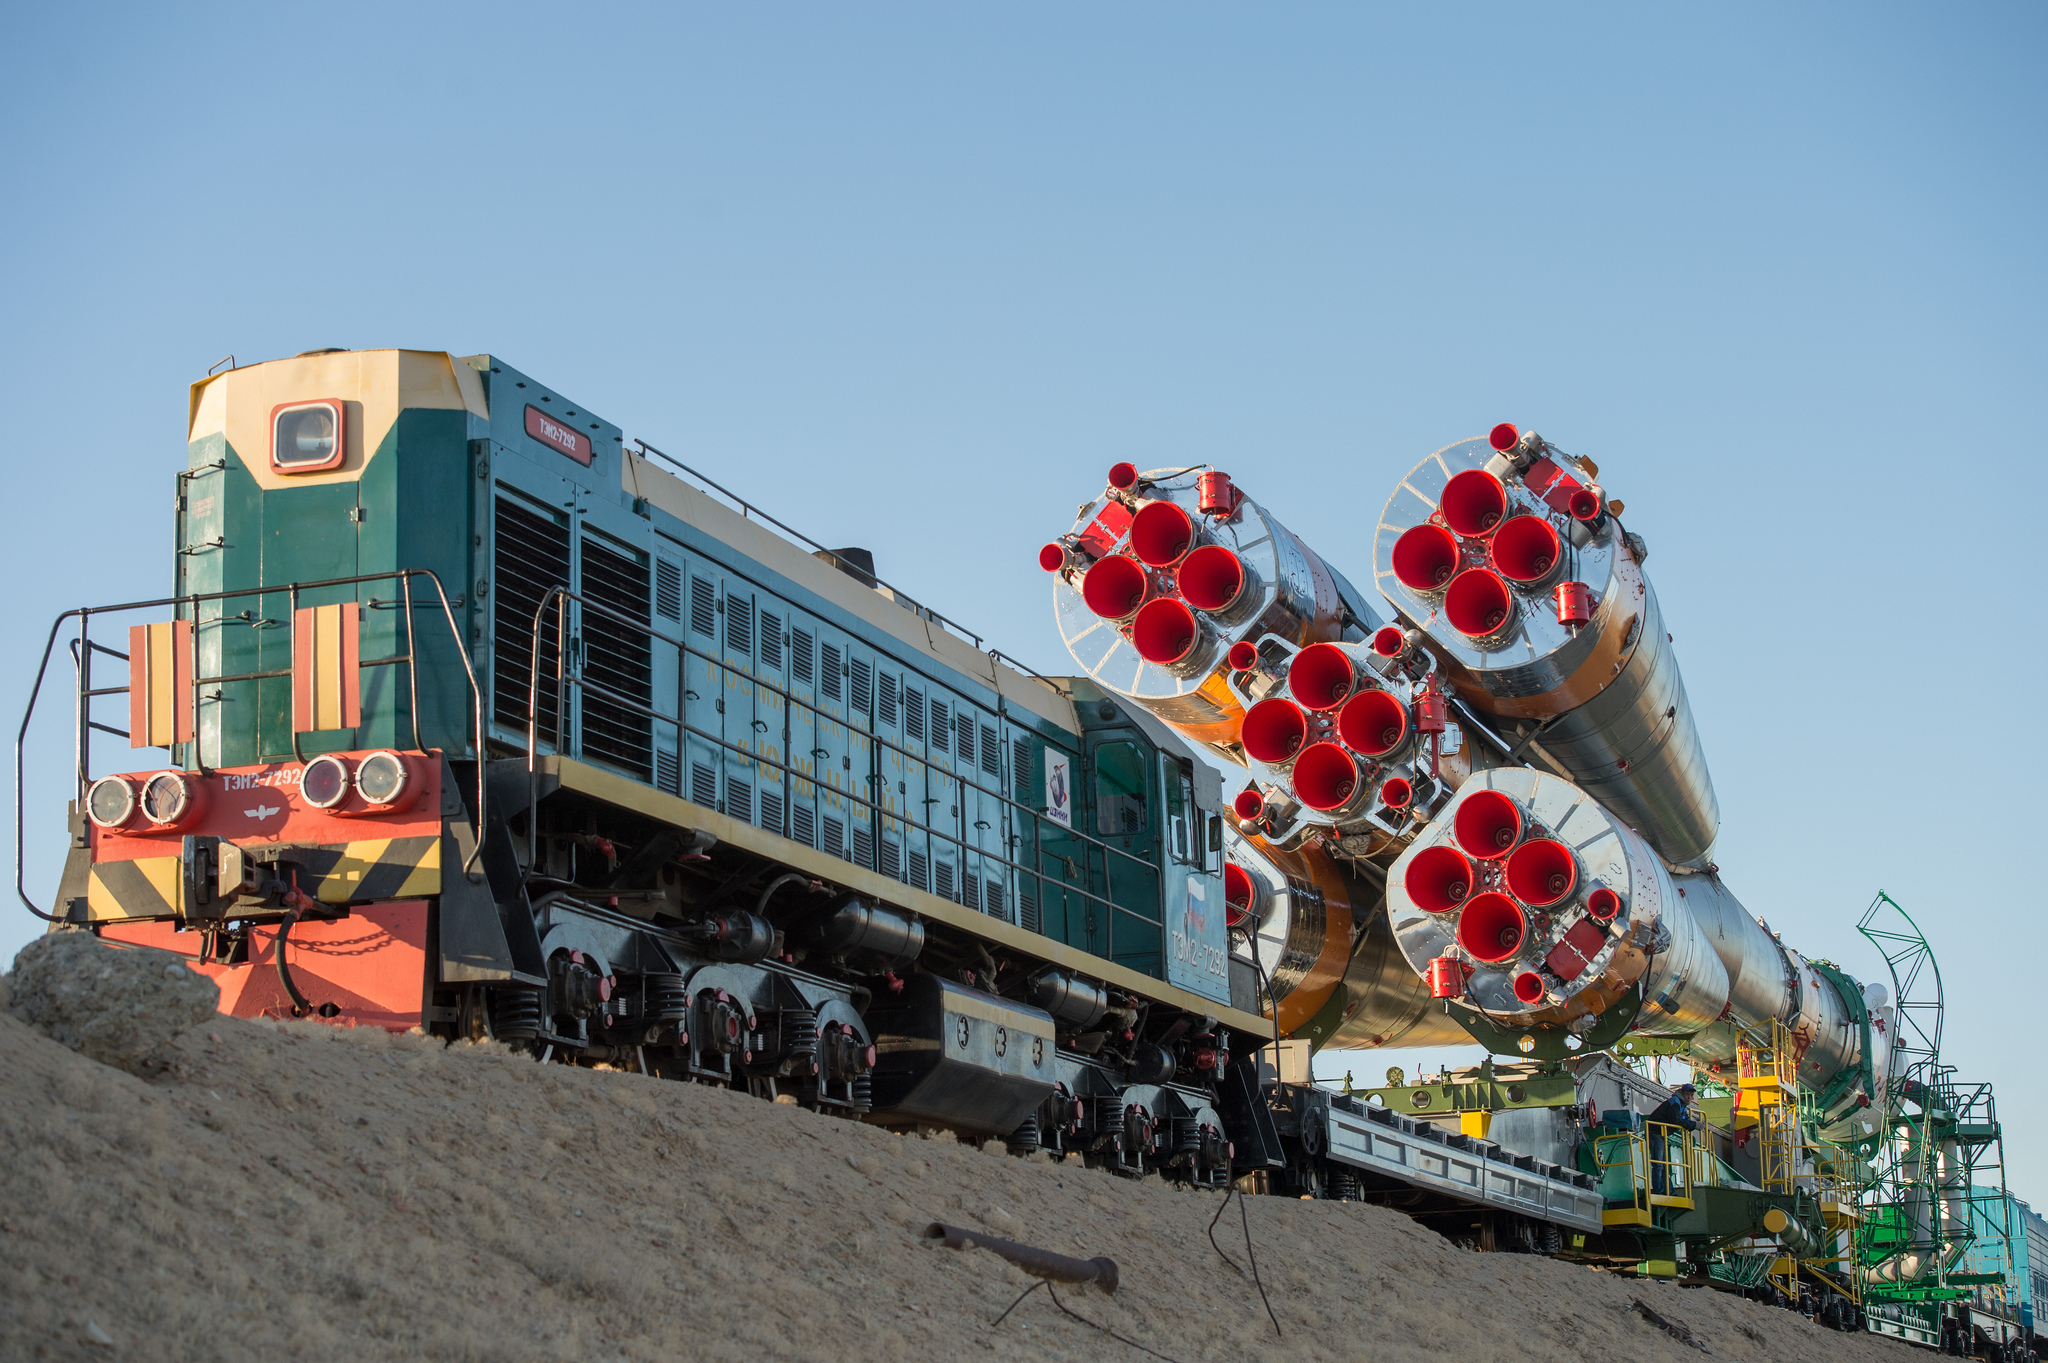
left=0, top=987, right=1921, bottom=1362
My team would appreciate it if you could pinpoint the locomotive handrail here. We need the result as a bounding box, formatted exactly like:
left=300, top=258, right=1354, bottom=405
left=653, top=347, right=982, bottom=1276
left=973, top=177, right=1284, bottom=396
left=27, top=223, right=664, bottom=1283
left=522, top=587, right=1171, bottom=955
left=15, top=569, right=486, bottom=923
left=629, top=439, right=989, bottom=650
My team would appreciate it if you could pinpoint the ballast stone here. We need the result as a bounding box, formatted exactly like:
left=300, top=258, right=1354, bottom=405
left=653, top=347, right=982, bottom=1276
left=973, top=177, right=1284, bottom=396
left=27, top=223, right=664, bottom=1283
left=9, top=930, right=219, bottom=1074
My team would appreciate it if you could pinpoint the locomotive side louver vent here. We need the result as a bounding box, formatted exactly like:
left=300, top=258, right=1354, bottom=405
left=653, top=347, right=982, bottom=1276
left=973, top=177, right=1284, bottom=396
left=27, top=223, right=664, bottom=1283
left=880, top=838, right=902, bottom=880
left=760, top=613, right=783, bottom=670
left=962, top=870, right=980, bottom=912
left=853, top=826, right=874, bottom=869
left=727, top=595, right=753, bottom=656
left=655, top=748, right=680, bottom=795
left=579, top=535, right=654, bottom=781
left=905, top=690, right=925, bottom=742
left=985, top=880, right=1005, bottom=921
left=908, top=850, right=929, bottom=892
left=654, top=559, right=682, bottom=621
left=792, top=628, right=815, bottom=685
left=492, top=497, right=571, bottom=742
left=760, top=787, right=784, bottom=836
left=1019, top=878, right=1040, bottom=933
left=821, top=644, right=843, bottom=701
left=981, top=725, right=1000, bottom=776
left=727, top=777, right=753, bottom=824
left=691, top=763, right=718, bottom=809
left=823, top=815, right=846, bottom=860
left=851, top=660, right=872, bottom=715
left=931, top=701, right=950, bottom=754
left=956, top=712, right=975, bottom=765
left=689, top=576, right=716, bottom=636
left=878, top=673, right=897, bottom=728
left=1013, top=737, right=1033, bottom=799
left=792, top=804, right=815, bottom=847
left=935, top=861, right=955, bottom=902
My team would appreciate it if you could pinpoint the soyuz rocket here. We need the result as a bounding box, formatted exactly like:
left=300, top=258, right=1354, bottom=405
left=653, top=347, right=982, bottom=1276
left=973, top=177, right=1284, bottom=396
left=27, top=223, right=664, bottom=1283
left=1041, top=426, right=1891, bottom=1143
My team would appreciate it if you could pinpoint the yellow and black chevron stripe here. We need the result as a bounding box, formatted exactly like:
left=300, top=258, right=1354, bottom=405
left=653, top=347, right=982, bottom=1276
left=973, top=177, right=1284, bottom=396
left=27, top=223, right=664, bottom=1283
left=85, top=836, right=442, bottom=922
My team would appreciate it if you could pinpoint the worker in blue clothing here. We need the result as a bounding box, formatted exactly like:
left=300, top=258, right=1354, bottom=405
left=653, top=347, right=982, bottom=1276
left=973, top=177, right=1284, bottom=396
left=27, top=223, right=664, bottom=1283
left=1647, top=1083, right=1701, bottom=1195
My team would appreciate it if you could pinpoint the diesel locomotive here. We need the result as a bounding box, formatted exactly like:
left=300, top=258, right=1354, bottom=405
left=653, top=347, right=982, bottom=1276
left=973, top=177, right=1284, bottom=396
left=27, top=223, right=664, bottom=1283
left=26, top=347, right=1271, bottom=1182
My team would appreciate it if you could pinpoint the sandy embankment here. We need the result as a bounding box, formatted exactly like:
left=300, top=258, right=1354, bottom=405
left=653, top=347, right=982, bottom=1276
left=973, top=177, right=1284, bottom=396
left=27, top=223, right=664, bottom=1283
left=0, top=956, right=1920, bottom=1362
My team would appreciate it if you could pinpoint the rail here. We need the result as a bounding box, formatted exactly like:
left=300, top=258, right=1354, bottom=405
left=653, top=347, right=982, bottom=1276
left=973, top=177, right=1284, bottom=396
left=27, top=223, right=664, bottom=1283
left=521, top=586, right=1169, bottom=962
left=15, top=569, right=484, bottom=921
left=631, top=439, right=990, bottom=650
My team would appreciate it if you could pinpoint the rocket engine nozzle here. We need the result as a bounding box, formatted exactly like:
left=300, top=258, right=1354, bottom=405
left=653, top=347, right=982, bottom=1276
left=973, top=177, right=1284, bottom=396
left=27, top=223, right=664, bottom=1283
left=1513, top=971, right=1546, bottom=1005
left=1440, top=469, right=1508, bottom=538
left=1107, top=462, right=1140, bottom=493
left=1454, top=790, right=1522, bottom=860
left=1586, top=886, right=1621, bottom=922
left=1336, top=689, right=1410, bottom=758
left=1081, top=556, right=1150, bottom=620
left=1380, top=776, right=1414, bottom=810
left=1490, top=515, right=1563, bottom=585
left=1392, top=524, right=1461, bottom=592
left=1444, top=569, right=1515, bottom=638
left=1131, top=598, right=1205, bottom=667
left=1240, top=698, right=1309, bottom=766
left=1291, top=743, right=1365, bottom=814
left=1287, top=642, right=1358, bottom=711
left=1223, top=861, right=1256, bottom=928
left=1504, top=838, right=1577, bottom=907
left=1129, top=500, right=1198, bottom=567
left=1371, top=625, right=1411, bottom=659
left=1455, top=892, right=1526, bottom=963
left=1488, top=423, right=1521, bottom=453
left=1405, top=845, right=1474, bottom=914
left=1226, top=640, right=1261, bottom=673
left=1178, top=544, right=1249, bottom=613
left=1232, top=787, right=1267, bottom=821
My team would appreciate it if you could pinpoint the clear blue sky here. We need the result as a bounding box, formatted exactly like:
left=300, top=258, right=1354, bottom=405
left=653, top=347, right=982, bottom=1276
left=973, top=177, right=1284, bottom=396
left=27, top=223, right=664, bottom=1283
left=4, top=5, right=2043, bottom=1202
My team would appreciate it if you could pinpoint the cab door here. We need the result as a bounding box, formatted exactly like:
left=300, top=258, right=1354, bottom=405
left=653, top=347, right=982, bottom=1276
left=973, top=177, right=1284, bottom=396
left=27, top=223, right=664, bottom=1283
left=1084, top=728, right=1164, bottom=976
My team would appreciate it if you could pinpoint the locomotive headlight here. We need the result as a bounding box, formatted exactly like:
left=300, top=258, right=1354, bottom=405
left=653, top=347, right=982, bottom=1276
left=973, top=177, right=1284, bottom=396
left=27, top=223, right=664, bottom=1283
left=354, top=751, right=416, bottom=809
left=138, top=771, right=202, bottom=829
left=300, top=754, right=352, bottom=809
left=85, top=776, right=137, bottom=830
left=270, top=399, right=346, bottom=473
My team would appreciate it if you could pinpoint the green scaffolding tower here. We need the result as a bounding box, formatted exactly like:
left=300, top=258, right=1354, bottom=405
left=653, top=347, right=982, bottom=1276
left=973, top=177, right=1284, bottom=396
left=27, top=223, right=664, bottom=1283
left=1855, top=892, right=2015, bottom=1351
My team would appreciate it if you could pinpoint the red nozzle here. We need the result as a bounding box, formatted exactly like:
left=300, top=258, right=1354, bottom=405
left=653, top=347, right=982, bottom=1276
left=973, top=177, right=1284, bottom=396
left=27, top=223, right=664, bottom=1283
left=1513, top=971, right=1546, bottom=1005
left=1240, top=697, right=1309, bottom=765
left=1179, top=544, right=1247, bottom=611
left=1380, top=776, right=1413, bottom=810
left=1081, top=556, right=1149, bottom=619
left=1337, top=689, right=1409, bottom=758
left=1440, top=469, right=1508, bottom=538
left=1490, top=515, right=1562, bottom=584
left=1568, top=485, right=1602, bottom=522
left=1586, top=886, right=1621, bottom=922
left=1454, top=790, right=1522, bottom=860
left=1371, top=625, right=1408, bottom=658
left=1404, top=845, right=1474, bottom=914
left=1391, top=524, right=1461, bottom=592
left=1224, top=862, right=1256, bottom=927
left=1108, top=462, right=1139, bottom=492
left=1232, top=787, right=1266, bottom=821
left=1291, top=743, right=1363, bottom=813
left=1129, top=500, right=1197, bottom=566
left=1445, top=569, right=1514, bottom=637
left=1227, top=640, right=1260, bottom=672
left=1489, top=423, right=1521, bottom=453
left=1038, top=542, right=1070, bottom=573
left=1504, top=838, right=1577, bottom=907
left=1287, top=642, right=1357, bottom=711
left=1456, top=892, right=1526, bottom=964
left=1131, top=598, right=1201, bottom=665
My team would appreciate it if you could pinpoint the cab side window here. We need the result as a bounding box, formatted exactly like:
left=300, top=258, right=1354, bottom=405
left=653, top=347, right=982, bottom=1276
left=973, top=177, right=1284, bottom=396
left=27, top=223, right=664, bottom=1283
left=1093, top=740, right=1148, bottom=836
